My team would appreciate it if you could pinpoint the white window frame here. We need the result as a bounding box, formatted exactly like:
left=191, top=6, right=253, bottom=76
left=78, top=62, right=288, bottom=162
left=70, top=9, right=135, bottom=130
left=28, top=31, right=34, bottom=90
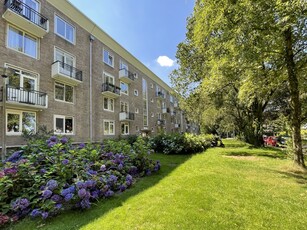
left=103, top=72, right=115, bottom=84
left=54, top=47, right=76, bottom=66
left=121, top=122, right=129, bottom=135
left=120, top=101, right=129, bottom=112
left=135, top=108, right=139, bottom=114
left=54, top=82, right=74, bottom=104
left=103, top=49, right=114, bottom=67
left=54, top=115, right=74, bottom=135
left=6, top=110, right=36, bottom=135
left=120, top=81, right=129, bottom=95
left=119, top=59, right=128, bottom=70
left=7, top=25, right=39, bottom=59
left=104, top=120, right=115, bottom=135
left=103, top=97, right=114, bottom=112
left=54, top=15, right=75, bottom=44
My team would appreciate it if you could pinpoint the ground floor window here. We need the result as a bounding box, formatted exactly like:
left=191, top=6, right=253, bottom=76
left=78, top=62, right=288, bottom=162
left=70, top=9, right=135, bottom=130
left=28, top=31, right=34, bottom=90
left=121, top=122, right=129, bottom=135
left=104, top=120, right=115, bottom=135
left=54, top=115, right=74, bottom=134
left=6, top=110, right=36, bottom=135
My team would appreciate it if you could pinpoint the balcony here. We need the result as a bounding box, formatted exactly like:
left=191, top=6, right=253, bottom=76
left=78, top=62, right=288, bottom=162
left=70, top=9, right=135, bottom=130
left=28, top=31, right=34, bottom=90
left=162, top=108, right=169, bottom=114
left=156, top=91, right=165, bottom=100
left=51, top=61, right=83, bottom=86
left=119, top=69, right=134, bottom=84
left=101, top=83, right=120, bottom=98
left=175, top=123, right=180, bottom=128
left=3, top=0, right=49, bottom=38
left=1, top=85, right=48, bottom=109
left=119, top=112, right=135, bottom=121
left=157, top=119, right=165, bottom=126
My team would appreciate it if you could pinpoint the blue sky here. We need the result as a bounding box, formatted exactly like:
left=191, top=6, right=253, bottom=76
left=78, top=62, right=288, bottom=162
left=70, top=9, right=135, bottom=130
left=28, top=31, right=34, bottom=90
left=69, top=0, right=195, bottom=86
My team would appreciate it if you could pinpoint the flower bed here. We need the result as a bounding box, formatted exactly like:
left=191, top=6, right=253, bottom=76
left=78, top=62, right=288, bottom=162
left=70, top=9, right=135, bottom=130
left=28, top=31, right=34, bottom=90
left=0, top=136, right=160, bottom=226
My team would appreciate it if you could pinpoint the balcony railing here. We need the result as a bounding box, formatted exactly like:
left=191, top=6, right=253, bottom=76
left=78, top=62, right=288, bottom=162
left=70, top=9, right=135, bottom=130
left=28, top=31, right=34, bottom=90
left=119, top=69, right=135, bottom=83
left=102, top=83, right=120, bottom=97
left=156, top=91, right=165, bottom=99
left=119, top=112, right=135, bottom=121
left=1, top=85, right=47, bottom=108
left=175, top=123, right=180, bottom=128
left=4, top=0, right=48, bottom=31
left=52, top=61, right=83, bottom=82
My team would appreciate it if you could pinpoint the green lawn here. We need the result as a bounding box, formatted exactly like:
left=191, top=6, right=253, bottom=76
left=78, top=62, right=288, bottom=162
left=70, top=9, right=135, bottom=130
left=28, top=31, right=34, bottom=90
left=6, top=139, right=307, bottom=230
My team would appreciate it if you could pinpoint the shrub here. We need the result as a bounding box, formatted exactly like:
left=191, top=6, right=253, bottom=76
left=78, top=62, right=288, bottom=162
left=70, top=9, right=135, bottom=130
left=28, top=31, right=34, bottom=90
left=0, top=135, right=160, bottom=226
left=149, top=133, right=215, bottom=154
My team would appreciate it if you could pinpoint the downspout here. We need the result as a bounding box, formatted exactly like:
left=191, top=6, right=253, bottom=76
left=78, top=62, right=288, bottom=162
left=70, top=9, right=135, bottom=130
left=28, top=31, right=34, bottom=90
left=89, top=34, right=95, bottom=143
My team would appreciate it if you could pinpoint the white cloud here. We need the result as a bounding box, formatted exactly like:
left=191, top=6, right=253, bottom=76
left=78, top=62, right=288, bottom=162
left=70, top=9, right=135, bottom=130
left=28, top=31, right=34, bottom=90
left=156, top=56, right=175, bottom=67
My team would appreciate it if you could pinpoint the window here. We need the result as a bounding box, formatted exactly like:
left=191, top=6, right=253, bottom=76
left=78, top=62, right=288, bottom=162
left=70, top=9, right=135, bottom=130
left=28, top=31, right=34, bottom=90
left=54, top=115, right=74, bottom=134
left=162, top=102, right=166, bottom=109
left=103, top=72, right=114, bottom=84
left=120, top=60, right=128, bottom=70
left=7, top=66, right=37, bottom=91
left=55, top=47, right=75, bottom=67
left=120, top=82, right=128, bottom=95
left=8, top=26, right=38, bottom=58
left=134, top=89, right=138, bottom=96
left=6, top=110, right=36, bottom=135
left=104, top=120, right=115, bottom=135
left=150, top=83, right=154, bottom=89
left=120, top=101, right=129, bottom=112
left=103, top=97, right=114, bottom=111
left=121, top=122, right=129, bottom=135
left=103, top=49, right=114, bottom=67
left=55, top=82, right=73, bottom=103
left=55, top=15, right=75, bottom=43
left=135, top=108, right=139, bottom=113
left=170, top=95, right=174, bottom=103
left=134, top=73, right=138, bottom=79
left=157, top=100, right=161, bottom=108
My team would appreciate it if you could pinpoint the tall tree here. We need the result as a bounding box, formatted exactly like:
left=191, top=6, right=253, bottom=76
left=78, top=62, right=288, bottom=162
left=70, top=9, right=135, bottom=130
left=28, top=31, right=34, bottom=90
left=172, top=0, right=306, bottom=167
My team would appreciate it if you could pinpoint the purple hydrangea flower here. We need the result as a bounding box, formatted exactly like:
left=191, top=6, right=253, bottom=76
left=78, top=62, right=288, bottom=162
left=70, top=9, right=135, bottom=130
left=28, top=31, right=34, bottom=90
left=85, top=180, right=96, bottom=188
left=62, top=159, right=69, bottom=165
left=117, top=164, right=123, bottom=170
left=78, top=188, right=87, bottom=199
left=11, top=198, right=30, bottom=211
left=41, top=212, right=49, bottom=219
left=60, top=137, right=68, bottom=144
left=78, top=143, right=85, bottom=149
left=80, top=199, right=91, bottom=209
left=30, top=209, right=41, bottom=218
left=119, top=184, right=127, bottom=192
left=100, top=165, right=106, bottom=171
left=46, top=179, right=58, bottom=191
left=91, top=190, right=100, bottom=199
left=108, top=175, right=118, bottom=184
left=51, top=195, right=62, bottom=203
left=48, top=142, right=56, bottom=148
left=4, top=167, right=18, bottom=175
left=55, top=203, right=63, bottom=209
left=146, top=169, right=151, bottom=176
left=87, top=170, right=97, bottom=175
left=42, top=189, right=53, bottom=199
left=49, top=136, right=57, bottom=142
left=104, top=190, right=114, bottom=197
left=5, top=150, right=23, bottom=163
left=40, top=168, right=47, bottom=174
left=76, top=181, right=86, bottom=189
left=64, top=193, right=73, bottom=202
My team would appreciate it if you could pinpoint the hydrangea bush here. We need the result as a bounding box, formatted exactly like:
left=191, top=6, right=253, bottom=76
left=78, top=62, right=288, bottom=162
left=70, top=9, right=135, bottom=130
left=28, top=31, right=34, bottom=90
left=149, top=133, right=215, bottom=154
left=0, top=136, right=160, bottom=226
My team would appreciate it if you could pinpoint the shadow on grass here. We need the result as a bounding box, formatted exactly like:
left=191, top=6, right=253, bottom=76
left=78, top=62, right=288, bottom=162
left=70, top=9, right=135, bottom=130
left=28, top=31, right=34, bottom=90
left=274, top=169, right=307, bottom=186
left=6, top=154, right=191, bottom=230
left=224, top=147, right=287, bottom=159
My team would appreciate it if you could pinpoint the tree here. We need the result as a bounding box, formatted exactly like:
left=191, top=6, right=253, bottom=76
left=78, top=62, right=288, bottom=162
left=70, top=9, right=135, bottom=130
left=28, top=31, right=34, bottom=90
left=172, top=0, right=306, bottom=167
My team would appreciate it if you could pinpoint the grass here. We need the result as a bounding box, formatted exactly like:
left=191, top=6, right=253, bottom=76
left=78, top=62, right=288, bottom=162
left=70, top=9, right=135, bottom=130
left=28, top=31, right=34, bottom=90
left=6, top=139, right=307, bottom=230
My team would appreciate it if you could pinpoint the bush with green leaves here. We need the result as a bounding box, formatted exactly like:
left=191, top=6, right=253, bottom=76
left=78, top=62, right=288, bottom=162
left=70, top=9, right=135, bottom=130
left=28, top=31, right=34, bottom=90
left=0, top=136, right=160, bottom=226
left=149, top=133, right=215, bottom=154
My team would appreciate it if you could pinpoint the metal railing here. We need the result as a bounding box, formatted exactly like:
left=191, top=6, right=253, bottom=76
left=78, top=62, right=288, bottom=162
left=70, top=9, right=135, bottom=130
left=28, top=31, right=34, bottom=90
left=4, top=85, right=47, bottom=106
left=120, top=112, right=135, bottom=120
left=102, top=83, right=120, bottom=95
left=119, top=69, right=135, bottom=81
left=156, top=91, right=165, bottom=98
left=52, top=61, right=83, bottom=81
left=4, top=0, right=48, bottom=30
left=157, top=119, right=165, bottom=126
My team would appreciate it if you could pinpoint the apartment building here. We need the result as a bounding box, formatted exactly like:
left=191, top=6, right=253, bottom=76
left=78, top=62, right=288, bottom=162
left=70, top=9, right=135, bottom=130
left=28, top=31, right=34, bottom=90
left=0, top=0, right=195, bottom=150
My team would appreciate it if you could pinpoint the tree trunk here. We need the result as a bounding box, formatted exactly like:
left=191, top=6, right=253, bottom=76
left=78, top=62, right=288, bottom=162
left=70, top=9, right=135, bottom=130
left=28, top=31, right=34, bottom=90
left=284, top=27, right=305, bottom=168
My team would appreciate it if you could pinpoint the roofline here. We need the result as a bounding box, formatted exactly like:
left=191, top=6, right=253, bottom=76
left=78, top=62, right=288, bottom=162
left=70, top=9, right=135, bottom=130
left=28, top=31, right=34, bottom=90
left=47, top=0, right=173, bottom=92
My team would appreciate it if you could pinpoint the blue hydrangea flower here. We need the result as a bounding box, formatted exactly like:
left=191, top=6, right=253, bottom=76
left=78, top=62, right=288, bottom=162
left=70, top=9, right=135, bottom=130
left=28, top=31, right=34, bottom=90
left=51, top=195, right=62, bottom=203
left=85, top=180, right=96, bottom=188
left=11, top=198, right=30, bottom=211
left=91, top=190, right=100, bottom=199
left=48, top=142, right=56, bottom=148
left=104, top=190, right=114, bottom=197
left=42, top=189, right=53, bottom=199
left=30, top=209, right=41, bottom=218
left=76, top=181, right=86, bottom=189
left=78, top=143, right=85, bottom=149
left=119, top=184, right=127, bottom=192
left=5, top=150, right=23, bottom=163
left=64, top=193, right=73, bottom=202
left=60, top=137, right=68, bottom=144
left=62, top=159, right=69, bottom=165
left=87, top=170, right=97, bottom=175
left=80, top=199, right=91, bottom=209
left=55, top=203, right=63, bottom=210
left=40, top=168, right=46, bottom=174
left=78, top=188, right=87, bottom=199
left=117, top=164, right=123, bottom=170
left=46, top=179, right=58, bottom=191
left=41, top=212, right=49, bottom=219
left=49, top=136, right=57, bottom=142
